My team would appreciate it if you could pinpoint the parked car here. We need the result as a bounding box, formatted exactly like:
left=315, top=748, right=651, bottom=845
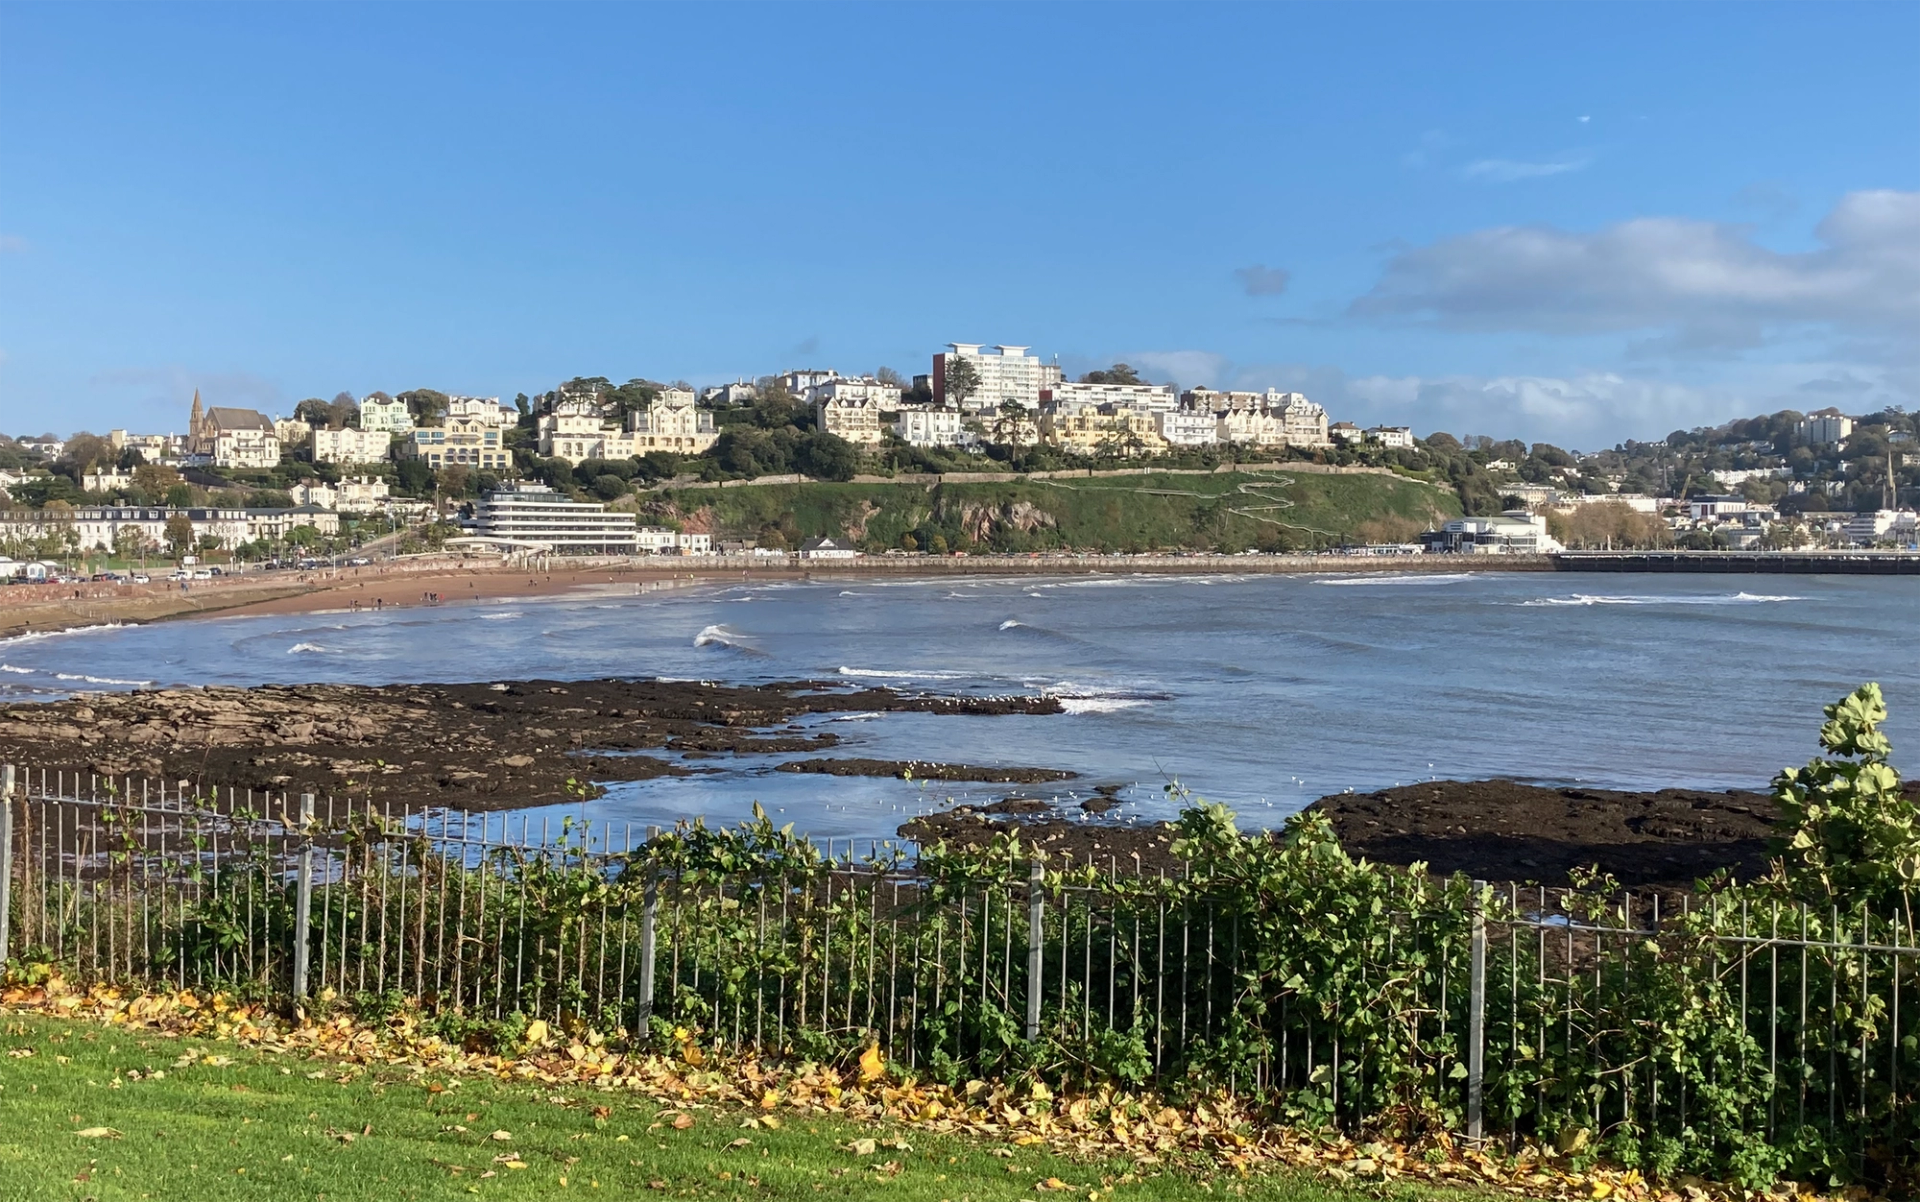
left=191, top=569, right=213, bottom=580
left=347, top=556, right=371, bottom=566
left=130, top=573, right=151, bottom=584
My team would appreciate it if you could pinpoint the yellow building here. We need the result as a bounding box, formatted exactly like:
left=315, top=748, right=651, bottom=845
left=1038, top=406, right=1167, bottom=457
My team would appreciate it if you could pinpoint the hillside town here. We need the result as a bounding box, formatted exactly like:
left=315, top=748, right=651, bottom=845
left=1, top=341, right=1916, bottom=575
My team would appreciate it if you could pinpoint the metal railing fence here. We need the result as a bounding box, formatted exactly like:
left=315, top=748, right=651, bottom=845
left=0, top=766, right=1913, bottom=1182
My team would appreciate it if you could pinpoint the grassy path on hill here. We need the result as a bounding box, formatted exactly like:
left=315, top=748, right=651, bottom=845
left=0, top=1013, right=1478, bottom=1202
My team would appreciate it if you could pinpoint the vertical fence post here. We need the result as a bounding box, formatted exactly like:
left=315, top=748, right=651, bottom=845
left=0, top=765, right=14, bottom=968
left=636, top=827, right=659, bottom=1034
left=1026, top=860, right=1044, bottom=1042
left=292, top=793, right=315, bottom=1000
left=1467, top=878, right=1487, bottom=1142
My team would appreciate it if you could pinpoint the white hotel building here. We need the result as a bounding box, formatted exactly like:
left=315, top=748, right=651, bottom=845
left=1040, top=381, right=1179, bottom=414
left=465, top=481, right=638, bottom=554
left=932, top=344, right=1047, bottom=413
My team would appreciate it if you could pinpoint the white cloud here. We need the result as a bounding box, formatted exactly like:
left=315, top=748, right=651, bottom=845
left=1351, top=190, right=1920, bottom=344
left=1460, top=153, right=1592, bottom=183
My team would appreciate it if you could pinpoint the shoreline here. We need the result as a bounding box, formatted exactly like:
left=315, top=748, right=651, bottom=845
left=7, top=547, right=1911, bottom=640
left=2, top=552, right=1547, bottom=638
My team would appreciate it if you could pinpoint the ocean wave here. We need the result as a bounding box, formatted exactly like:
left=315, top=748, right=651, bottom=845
left=287, top=642, right=336, bottom=654
left=0, top=664, right=32, bottom=675
left=694, top=624, right=767, bottom=655
left=836, top=666, right=969, bottom=681
left=478, top=611, right=523, bottom=620
left=998, top=619, right=1026, bottom=631
left=828, top=711, right=884, bottom=723
left=1313, top=573, right=1476, bottom=586
left=1521, top=592, right=1805, bottom=608
left=52, top=672, right=155, bottom=686
left=0, top=623, right=126, bottom=647
left=1056, top=696, right=1152, bottom=714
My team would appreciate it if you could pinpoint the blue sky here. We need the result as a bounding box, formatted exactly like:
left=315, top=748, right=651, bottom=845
left=2, top=2, right=1915, bottom=447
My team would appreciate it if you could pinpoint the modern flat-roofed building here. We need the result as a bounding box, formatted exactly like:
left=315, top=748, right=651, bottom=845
left=466, top=481, right=639, bottom=553
left=1040, top=381, right=1178, bottom=414
left=1797, top=409, right=1854, bottom=447
left=932, top=344, right=1044, bottom=413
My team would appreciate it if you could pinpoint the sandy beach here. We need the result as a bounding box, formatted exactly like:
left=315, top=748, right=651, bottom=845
left=1, top=551, right=1546, bottom=638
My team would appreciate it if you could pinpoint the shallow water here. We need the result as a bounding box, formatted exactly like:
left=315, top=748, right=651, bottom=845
left=1, top=571, right=1915, bottom=840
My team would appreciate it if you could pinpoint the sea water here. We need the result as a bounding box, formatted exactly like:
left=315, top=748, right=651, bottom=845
left=1, top=572, right=1914, bottom=840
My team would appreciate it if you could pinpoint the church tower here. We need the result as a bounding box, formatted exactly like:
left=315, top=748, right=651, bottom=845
left=189, top=389, right=205, bottom=453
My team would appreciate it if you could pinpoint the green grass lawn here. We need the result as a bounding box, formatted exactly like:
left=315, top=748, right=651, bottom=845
left=0, top=1013, right=1480, bottom=1202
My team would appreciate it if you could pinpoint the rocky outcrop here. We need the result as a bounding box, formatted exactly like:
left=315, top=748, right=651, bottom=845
left=0, top=678, right=1064, bottom=809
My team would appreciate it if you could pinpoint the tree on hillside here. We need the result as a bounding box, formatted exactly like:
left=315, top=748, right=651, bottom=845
left=874, top=367, right=906, bottom=387
left=164, top=514, right=194, bottom=557
left=1079, top=363, right=1143, bottom=385
left=398, top=389, right=451, bottom=425
left=113, top=525, right=150, bottom=563
left=59, top=432, right=112, bottom=473
left=944, top=357, right=982, bottom=410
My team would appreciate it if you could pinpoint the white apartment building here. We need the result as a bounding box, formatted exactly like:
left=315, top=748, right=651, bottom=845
left=466, top=481, right=638, bottom=553
left=779, top=369, right=840, bottom=396
left=538, top=398, right=627, bottom=463
left=703, top=381, right=758, bottom=406
left=1797, top=410, right=1853, bottom=446
left=446, top=396, right=517, bottom=427
left=274, top=417, right=313, bottom=449
left=290, top=476, right=391, bottom=513
left=214, top=423, right=281, bottom=469
left=1215, top=408, right=1284, bottom=447
left=246, top=506, right=341, bottom=540
left=358, top=396, right=415, bottom=434
left=636, top=527, right=714, bottom=554
left=1846, top=509, right=1919, bottom=546
left=814, top=395, right=887, bottom=445
left=1040, top=381, right=1178, bottom=414
left=0, top=505, right=335, bottom=554
left=1155, top=410, right=1218, bottom=447
left=1367, top=426, right=1415, bottom=449
left=805, top=376, right=904, bottom=409
left=1422, top=513, right=1566, bottom=555
left=933, top=344, right=1044, bottom=413
left=627, top=392, right=718, bottom=455
left=894, top=406, right=972, bottom=449
left=1277, top=394, right=1330, bottom=447
left=407, top=413, right=511, bottom=470
left=312, top=427, right=394, bottom=465
left=108, top=431, right=182, bottom=461
left=82, top=467, right=133, bottom=493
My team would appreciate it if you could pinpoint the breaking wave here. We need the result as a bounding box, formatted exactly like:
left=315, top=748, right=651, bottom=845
left=287, top=642, right=336, bottom=654
left=1055, top=696, right=1152, bottom=714
left=1521, top=592, right=1805, bottom=607
left=0, top=623, right=125, bottom=647
left=694, top=624, right=767, bottom=655
left=1313, top=573, right=1475, bottom=586
left=836, top=666, right=969, bottom=681
left=52, top=672, right=154, bottom=686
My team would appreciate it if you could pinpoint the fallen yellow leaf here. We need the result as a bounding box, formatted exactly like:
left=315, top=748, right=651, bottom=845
left=74, top=1127, right=122, bottom=1139
left=858, top=1044, right=885, bottom=1082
